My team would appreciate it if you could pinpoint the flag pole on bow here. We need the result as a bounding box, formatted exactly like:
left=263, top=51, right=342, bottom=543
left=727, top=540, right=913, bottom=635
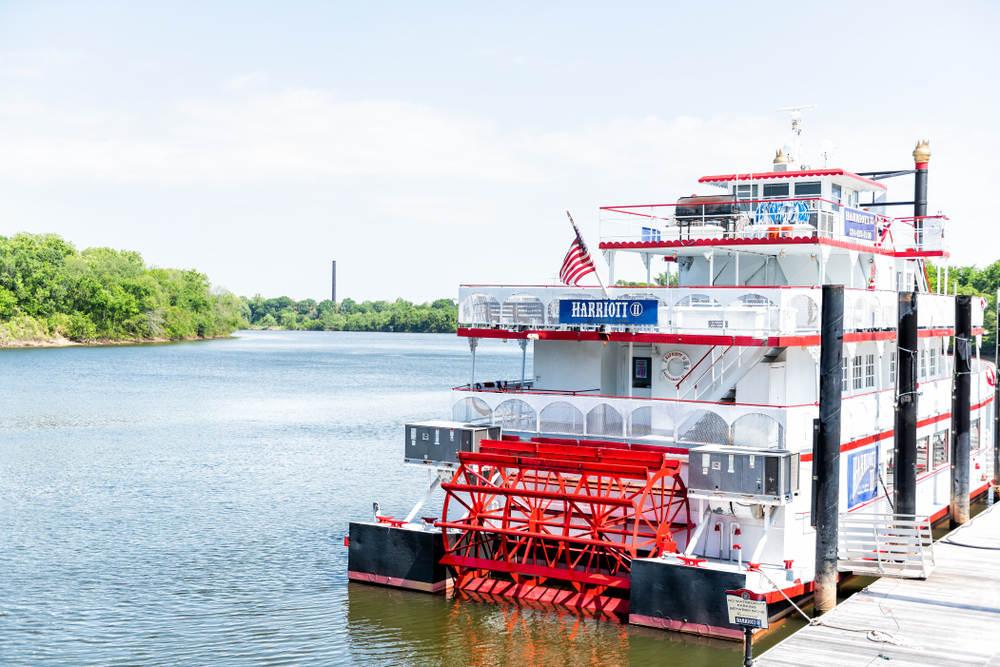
left=561, top=210, right=611, bottom=299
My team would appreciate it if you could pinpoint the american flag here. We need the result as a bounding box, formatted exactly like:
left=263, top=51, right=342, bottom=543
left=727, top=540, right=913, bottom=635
left=559, top=222, right=598, bottom=286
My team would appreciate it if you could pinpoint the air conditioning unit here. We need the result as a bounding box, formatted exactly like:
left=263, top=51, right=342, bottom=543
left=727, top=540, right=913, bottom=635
left=404, top=421, right=501, bottom=469
left=686, top=445, right=800, bottom=505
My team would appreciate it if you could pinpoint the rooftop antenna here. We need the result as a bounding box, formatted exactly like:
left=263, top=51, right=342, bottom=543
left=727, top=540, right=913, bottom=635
left=776, top=105, right=818, bottom=166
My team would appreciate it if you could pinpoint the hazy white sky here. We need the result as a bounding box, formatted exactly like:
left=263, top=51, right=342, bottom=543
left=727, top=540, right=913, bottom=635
left=1, top=1, right=997, bottom=302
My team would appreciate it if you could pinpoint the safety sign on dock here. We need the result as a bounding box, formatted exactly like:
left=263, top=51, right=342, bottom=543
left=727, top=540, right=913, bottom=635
left=726, top=589, right=768, bottom=629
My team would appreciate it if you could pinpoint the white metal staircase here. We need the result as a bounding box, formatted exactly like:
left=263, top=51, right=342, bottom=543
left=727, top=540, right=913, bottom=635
left=676, top=345, right=783, bottom=403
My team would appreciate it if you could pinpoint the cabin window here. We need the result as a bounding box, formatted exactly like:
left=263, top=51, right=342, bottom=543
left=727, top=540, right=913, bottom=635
left=795, top=181, right=821, bottom=198
left=932, top=430, right=949, bottom=468
left=889, top=351, right=896, bottom=384
left=972, top=418, right=981, bottom=450
left=916, top=436, right=929, bottom=474
left=842, top=357, right=849, bottom=392
left=852, top=355, right=863, bottom=390
left=929, top=347, right=937, bottom=377
left=763, top=183, right=789, bottom=199
left=920, top=349, right=927, bottom=378
left=832, top=184, right=842, bottom=210
left=735, top=184, right=758, bottom=211
left=865, top=354, right=875, bottom=388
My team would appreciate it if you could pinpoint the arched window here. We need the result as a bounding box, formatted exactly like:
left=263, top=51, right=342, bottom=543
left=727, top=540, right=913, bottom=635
left=459, top=293, right=500, bottom=324
left=539, top=401, right=585, bottom=435
left=730, top=413, right=785, bottom=449
left=586, top=404, right=624, bottom=438
left=494, top=399, right=537, bottom=432
left=453, top=397, right=492, bottom=425
left=677, top=410, right=730, bottom=446
left=627, top=405, right=674, bottom=440
left=501, top=294, right=546, bottom=326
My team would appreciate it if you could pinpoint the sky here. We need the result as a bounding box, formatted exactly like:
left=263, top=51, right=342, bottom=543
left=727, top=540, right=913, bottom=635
left=1, top=1, right=997, bottom=303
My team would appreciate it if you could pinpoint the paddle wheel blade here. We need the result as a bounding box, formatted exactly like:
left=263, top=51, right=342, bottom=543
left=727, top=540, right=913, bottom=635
left=438, top=439, right=692, bottom=597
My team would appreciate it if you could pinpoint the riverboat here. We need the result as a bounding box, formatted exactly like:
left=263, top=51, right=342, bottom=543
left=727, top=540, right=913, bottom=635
left=347, top=113, right=996, bottom=640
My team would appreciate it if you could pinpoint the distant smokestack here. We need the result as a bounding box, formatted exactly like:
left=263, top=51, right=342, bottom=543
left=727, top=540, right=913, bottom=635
left=332, top=261, right=337, bottom=303
left=913, top=140, right=931, bottom=219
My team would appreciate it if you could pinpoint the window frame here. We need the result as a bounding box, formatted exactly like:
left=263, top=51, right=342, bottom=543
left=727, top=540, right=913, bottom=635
left=852, top=355, right=863, bottom=390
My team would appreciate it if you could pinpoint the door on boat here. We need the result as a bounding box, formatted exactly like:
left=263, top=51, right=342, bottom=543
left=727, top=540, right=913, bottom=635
left=768, top=363, right=786, bottom=406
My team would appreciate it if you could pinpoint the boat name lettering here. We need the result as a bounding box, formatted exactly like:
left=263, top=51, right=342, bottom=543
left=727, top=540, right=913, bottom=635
left=559, top=299, right=658, bottom=325
left=843, top=207, right=877, bottom=242
left=847, top=446, right=879, bottom=509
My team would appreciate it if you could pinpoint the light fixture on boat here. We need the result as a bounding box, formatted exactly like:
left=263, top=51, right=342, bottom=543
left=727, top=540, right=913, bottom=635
left=781, top=250, right=786, bottom=257
left=527, top=333, right=539, bottom=340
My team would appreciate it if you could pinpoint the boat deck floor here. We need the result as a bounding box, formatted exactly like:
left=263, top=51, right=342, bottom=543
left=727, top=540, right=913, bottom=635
left=759, top=504, right=1000, bottom=667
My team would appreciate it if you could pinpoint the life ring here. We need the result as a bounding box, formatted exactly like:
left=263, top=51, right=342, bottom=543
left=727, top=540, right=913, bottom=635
left=987, top=366, right=996, bottom=387
left=661, top=350, right=692, bottom=383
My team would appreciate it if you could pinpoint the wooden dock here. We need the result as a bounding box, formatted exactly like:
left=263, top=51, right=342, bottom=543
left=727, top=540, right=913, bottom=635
left=759, top=505, right=1000, bottom=667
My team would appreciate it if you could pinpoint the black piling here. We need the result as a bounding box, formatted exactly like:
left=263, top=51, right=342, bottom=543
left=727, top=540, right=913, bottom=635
left=951, top=295, right=972, bottom=526
left=895, top=292, right=919, bottom=517
left=814, top=284, right=844, bottom=615
left=994, top=378, right=999, bottom=495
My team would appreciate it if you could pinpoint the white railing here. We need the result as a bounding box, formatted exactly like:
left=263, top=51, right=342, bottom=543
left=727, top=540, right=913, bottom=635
left=459, top=285, right=955, bottom=336
left=838, top=514, right=935, bottom=578
left=598, top=199, right=949, bottom=254
left=451, top=388, right=817, bottom=452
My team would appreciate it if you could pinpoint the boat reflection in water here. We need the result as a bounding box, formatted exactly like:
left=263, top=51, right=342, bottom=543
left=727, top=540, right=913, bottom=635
left=345, top=581, right=744, bottom=666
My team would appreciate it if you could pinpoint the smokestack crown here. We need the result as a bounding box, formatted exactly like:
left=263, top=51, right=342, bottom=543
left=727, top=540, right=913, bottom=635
left=912, top=140, right=931, bottom=165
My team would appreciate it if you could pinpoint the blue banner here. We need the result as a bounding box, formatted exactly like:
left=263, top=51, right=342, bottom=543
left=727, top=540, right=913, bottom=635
left=843, top=207, right=877, bottom=242
left=559, top=299, right=658, bottom=325
left=847, top=446, right=879, bottom=509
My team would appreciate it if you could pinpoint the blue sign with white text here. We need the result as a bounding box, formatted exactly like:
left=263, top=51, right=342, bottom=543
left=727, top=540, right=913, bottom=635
left=559, top=299, right=658, bottom=325
left=843, top=207, right=877, bottom=242
left=847, top=446, right=879, bottom=509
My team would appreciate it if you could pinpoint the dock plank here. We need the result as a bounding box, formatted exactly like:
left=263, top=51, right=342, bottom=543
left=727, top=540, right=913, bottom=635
left=759, top=505, right=1000, bottom=667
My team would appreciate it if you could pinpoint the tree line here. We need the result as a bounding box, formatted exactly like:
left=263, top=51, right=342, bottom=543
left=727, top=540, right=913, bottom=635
left=0, top=233, right=245, bottom=344
left=241, top=295, right=457, bottom=333
left=0, top=232, right=458, bottom=344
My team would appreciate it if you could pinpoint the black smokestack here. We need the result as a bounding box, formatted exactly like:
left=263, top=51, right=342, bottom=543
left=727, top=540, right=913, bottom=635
left=913, top=141, right=930, bottom=219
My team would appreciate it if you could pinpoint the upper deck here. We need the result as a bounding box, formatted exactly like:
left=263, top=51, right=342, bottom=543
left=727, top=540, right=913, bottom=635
left=457, top=285, right=973, bottom=346
left=598, top=168, right=948, bottom=259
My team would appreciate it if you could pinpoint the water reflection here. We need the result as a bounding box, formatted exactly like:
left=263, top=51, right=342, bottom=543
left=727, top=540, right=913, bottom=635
left=345, top=582, right=747, bottom=667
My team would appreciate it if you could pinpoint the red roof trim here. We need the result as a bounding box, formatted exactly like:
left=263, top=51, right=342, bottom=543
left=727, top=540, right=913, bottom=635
left=698, top=168, right=887, bottom=192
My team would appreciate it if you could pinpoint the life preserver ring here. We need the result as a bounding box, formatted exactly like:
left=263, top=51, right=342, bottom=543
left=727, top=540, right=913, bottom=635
left=987, top=366, right=996, bottom=387
left=661, top=350, right=692, bottom=383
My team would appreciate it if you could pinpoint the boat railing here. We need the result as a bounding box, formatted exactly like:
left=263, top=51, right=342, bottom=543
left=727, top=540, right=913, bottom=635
left=598, top=199, right=948, bottom=254
left=451, top=370, right=987, bottom=454
left=450, top=387, right=817, bottom=449
left=458, top=285, right=958, bottom=335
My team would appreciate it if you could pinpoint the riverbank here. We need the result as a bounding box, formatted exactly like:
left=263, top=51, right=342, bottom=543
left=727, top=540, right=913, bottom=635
left=0, top=332, right=235, bottom=348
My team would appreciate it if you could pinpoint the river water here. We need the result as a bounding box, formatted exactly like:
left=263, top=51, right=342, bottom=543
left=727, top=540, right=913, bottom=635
left=1, top=331, right=795, bottom=666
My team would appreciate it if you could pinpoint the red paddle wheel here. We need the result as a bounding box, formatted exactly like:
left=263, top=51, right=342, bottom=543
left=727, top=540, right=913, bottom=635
left=437, top=439, right=691, bottom=599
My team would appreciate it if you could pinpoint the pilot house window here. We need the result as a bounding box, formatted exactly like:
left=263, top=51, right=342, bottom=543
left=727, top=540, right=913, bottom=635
left=794, top=181, right=822, bottom=198
left=763, top=184, right=789, bottom=199
left=735, top=184, right=758, bottom=211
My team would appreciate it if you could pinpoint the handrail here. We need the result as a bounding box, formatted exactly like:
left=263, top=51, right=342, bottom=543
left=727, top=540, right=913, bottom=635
left=679, top=345, right=732, bottom=393
left=675, top=345, right=721, bottom=389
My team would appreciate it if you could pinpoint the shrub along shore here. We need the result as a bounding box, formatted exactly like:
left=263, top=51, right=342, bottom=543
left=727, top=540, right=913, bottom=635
left=0, top=233, right=457, bottom=347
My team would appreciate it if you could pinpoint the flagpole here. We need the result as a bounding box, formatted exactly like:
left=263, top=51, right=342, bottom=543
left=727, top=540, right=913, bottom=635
left=566, top=210, right=611, bottom=299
